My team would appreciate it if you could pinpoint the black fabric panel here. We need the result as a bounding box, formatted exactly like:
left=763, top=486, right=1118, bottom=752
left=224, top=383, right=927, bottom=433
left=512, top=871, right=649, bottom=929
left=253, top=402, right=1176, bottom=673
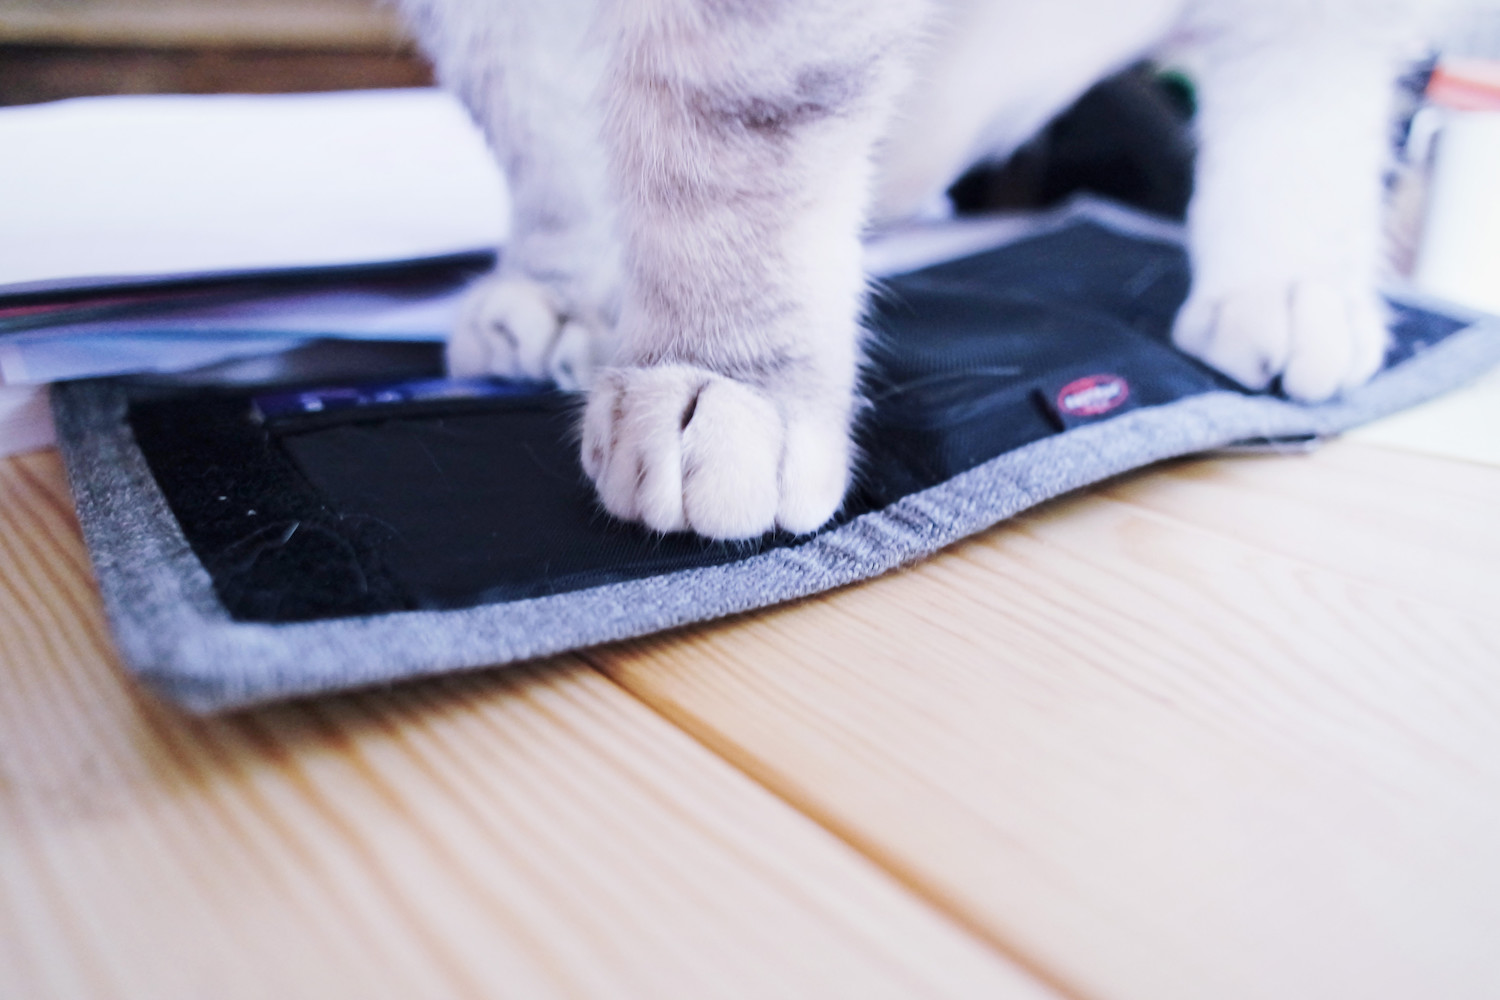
left=280, top=399, right=777, bottom=609
left=125, top=220, right=1466, bottom=623
left=128, top=393, right=413, bottom=620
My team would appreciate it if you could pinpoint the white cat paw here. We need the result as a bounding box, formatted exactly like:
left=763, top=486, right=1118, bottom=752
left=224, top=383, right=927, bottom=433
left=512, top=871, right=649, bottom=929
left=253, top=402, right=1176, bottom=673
left=1172, top=281, right=1389, bottom=402
left=581, top=364, right=850, bottom=540
left=447, top=274, right=609, bottom=390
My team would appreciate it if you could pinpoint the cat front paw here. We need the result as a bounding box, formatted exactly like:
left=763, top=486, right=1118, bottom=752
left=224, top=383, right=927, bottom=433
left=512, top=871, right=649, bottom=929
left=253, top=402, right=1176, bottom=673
left=1172, top=281, right=1390, bottom=402
left=447, top=274, right=613, bottom=390
left=580, top=364, right=850, bottom=540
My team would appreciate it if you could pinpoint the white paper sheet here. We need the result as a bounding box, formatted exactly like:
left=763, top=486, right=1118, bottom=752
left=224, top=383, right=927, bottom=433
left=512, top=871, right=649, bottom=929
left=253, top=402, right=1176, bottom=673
left=0, top=89, right=509, bottom=293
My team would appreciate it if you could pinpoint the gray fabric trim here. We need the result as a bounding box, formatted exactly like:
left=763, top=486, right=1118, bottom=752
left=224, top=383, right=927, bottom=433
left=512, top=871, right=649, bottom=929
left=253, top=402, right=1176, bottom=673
left=52, top=211, right=1500, bottom=712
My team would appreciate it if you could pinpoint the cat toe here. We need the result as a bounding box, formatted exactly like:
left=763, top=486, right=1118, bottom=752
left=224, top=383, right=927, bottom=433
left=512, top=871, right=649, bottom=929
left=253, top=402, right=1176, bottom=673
left=447, top=274, right=608, bottom=390
left=1281, top=286, right=1388, bottom=402
left=582, top=364, right=848, bottom=540
left=1173, top=281, right=1390, bottom=403
left=775, top=410, right=852, bottom=534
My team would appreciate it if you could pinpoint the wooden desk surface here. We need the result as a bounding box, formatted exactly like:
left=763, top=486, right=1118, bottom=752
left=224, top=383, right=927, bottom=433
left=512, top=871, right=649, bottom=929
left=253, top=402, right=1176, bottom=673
left=3, top=423, right=1498, bottom=998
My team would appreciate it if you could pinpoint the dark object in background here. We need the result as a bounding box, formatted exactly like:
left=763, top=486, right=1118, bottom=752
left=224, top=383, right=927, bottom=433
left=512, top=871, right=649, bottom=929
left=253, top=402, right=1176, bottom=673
left=948, top=65, right=1196, bottom=220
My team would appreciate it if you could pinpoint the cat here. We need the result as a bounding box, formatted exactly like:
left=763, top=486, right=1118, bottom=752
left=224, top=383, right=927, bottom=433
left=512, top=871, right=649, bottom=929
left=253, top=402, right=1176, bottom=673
left=395, top=0, right=1444, bottom=540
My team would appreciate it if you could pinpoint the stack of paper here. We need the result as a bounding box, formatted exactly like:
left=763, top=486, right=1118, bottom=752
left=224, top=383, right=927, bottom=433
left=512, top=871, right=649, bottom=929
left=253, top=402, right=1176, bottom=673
left=1, top=87, right=508, bottom=295
left=0, top=87, right=510, bottom=455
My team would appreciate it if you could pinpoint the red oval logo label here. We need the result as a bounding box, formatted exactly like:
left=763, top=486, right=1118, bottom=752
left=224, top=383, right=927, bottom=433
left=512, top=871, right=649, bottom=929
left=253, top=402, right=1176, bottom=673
left=1056, top=374, right=1129, bottom=417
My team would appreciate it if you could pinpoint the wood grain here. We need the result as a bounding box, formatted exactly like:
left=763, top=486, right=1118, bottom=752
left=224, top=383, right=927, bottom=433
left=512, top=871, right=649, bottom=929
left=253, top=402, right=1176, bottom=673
left=0, top=0, right=428, bottom=107
left=0, top=0, right=409, bottom=49
left=0, top=44, right=433, bottom=108
left=593, top=440, right=1500, bottom=1000
left=1099, top=445, right=1500, bottom=618
left=0, top=450, right=1052, bottom=1000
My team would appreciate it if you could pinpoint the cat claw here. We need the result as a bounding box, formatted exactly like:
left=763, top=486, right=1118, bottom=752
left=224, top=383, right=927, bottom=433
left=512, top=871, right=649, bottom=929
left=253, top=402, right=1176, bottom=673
left=581, top=364, right=850, bottom=540
left=1172, top=280, right=1389, bottom=402
left=447, top=274, right=609, bottom=391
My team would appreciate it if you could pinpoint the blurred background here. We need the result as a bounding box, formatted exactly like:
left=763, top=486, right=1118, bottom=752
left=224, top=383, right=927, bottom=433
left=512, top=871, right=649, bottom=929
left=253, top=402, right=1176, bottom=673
left=2, top=0, right=1496, bottom=310
left=0, top=0, right=430, bottom=105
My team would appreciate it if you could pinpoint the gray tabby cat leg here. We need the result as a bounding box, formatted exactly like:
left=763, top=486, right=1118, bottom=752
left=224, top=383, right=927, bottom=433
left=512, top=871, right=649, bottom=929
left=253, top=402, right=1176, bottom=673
left=403, top=0, right=622, bottom=389
left=582, top=0, right=929, bottom=539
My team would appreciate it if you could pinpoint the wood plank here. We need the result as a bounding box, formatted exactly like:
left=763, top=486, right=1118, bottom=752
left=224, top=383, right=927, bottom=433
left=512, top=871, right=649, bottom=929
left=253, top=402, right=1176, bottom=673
left=593, top=440, right=1500, bottom=1000
left=1098, top=442, right=1500, bottom=618
left=0, top=44, right=432, bottom=107
left=0, top=450, right=1053, bottom=1000
left=0, top=0, right=409, bottom=49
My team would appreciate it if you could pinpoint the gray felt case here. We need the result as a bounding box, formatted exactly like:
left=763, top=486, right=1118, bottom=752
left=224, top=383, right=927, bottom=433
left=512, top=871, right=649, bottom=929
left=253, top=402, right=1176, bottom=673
left=52, top=205, right=1500, bottom=712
